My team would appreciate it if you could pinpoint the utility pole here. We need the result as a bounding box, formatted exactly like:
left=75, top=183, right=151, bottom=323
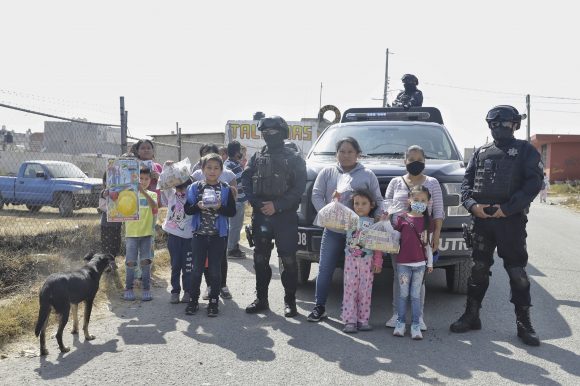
left=176, top=122, right=182, bottom=160
left=319, top=82, right=323, bottom=112
left=120, top=96, right=127, bottom=154
left=526, top=94, right=531, bottom=142
left=382, top=48, right=390, bottom=108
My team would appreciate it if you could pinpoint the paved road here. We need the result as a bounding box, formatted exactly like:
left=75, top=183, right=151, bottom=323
left=1, top=200, right=579, bottom=385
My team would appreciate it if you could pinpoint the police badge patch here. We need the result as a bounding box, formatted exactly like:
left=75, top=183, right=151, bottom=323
left=507, top=148, right=519, bottom=157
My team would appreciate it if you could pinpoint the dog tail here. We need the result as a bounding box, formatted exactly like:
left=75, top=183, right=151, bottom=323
left=34, top=293, right=51, bottom=337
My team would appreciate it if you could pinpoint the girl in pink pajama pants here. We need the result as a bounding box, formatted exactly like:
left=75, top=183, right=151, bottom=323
left=341, top=190, right=383, bottom=333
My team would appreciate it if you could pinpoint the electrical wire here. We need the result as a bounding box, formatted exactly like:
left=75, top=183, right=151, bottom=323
left=0, top=102, right=120, bottom=127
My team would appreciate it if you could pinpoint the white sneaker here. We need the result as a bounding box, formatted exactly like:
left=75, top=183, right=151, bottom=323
left=393, top=321, right=406, bottom=337
left=411, top=324, right=423, bottom=340
left=202, top=287, right=210, bottom=300
left=419, top=317, right=427, bottom=331
left=385, top=313, right=399, bottom=328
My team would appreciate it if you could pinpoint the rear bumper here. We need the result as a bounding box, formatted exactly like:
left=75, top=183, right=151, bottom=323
left=296, top=226, right=471, bottom=266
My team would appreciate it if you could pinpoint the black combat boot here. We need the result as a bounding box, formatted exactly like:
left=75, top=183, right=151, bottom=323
left=515, top=306, right=540, bottom=346
left=245, top=298, right=269, bottom=314
left=450, top=297, right=482, bottom=333
left=284, top=295, right=297, bottom=318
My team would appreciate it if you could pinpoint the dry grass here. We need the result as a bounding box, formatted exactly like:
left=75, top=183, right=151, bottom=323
left=0, top=293, right=39, bottom=349
left=0, top=205, right=100, bottom=237
left=0, top=247, right=171, bottom=352
left=0, top=204, right=174, bottom=351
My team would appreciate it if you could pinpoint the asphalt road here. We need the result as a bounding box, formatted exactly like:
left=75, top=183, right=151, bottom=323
left=1, top=199, right=579, bottom=385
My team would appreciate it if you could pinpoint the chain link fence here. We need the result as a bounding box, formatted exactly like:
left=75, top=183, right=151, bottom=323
left=1, top=124, right=226, bottom=248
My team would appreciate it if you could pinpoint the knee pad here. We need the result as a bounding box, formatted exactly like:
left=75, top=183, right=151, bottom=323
left=253, top=253, right=268, bottom=267
left=471, top=261, right=491, bottom=284
left=506, top=266, right=530, bottom=291
left=126, top=261, right=136, bottom=268
left=280, top=255, right=297, bottom=272
left=140, top=259, right=152, bottom=266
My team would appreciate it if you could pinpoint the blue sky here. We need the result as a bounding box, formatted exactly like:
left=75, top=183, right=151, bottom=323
left=1, top=0, right=578, bottom=151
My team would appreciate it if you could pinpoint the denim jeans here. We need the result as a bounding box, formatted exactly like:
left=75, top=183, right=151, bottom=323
left=227, top=201, right=246, bottom=250
left=125, top=236, right=153, bottom=290
left=167, top=234, right=193, bottom=294
left=314, top=229, right=346, bottom=306
left=191, top=234, right=226, bottom=301
left=397, top=264, right=426, bottom=325
left=391, top=255, right=425, bottom=316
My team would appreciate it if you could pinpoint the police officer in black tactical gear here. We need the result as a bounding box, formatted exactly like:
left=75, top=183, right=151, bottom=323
left=392, top=74, right=423, bottom=108
left=242, top=116, right=307, bottom=317
left=450, top=105, right=543, bottom=346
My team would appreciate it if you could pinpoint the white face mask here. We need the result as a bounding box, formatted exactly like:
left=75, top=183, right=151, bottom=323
left=410, top=201, right=427, bottom=213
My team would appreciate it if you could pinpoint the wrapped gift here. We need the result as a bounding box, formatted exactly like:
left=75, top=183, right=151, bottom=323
left=157, top=158, right=192, bottom=190
left=314, top=201, right=359, bottom=233
left=357, top=220, right=401, bottom=253
left=202, top=189, right=219, bottom=208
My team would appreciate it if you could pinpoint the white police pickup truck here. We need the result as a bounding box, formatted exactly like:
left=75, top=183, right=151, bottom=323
left=295, top=107, right=472, bottom=293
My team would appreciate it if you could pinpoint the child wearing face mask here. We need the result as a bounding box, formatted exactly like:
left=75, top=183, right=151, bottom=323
left=341, top=190, right=383, bottom=333
left=384, top=145, right=444, bottom=332
left=391, top=184, right=433, bottom=340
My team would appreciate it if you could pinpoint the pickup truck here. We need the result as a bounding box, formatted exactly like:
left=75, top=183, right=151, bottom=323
left=0, top=160, right=103, bottom=217
left=295, top=107, right=472, bottom=293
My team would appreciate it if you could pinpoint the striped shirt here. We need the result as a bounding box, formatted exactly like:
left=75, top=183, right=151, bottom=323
left=384, top=176, right=445, bottom=220
left=224, top=159, right=247, bottom=203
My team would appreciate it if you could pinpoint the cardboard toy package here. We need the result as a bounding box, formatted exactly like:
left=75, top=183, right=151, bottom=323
left=106, top=158, right=140, bottom=222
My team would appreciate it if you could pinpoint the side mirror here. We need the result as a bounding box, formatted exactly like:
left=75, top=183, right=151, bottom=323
left=36, top=171, right=46, bottom=179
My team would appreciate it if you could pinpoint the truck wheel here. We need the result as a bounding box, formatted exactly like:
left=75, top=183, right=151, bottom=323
left=58, top=193, right=74, bottom=217
left=297, top=259, right=312, bottom=284
left=26, top=205, right=42, bottom=213
left=446, top=260, right=472, bottom=294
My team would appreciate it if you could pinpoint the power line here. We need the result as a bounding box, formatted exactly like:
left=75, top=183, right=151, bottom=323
left=424, top=82, right=524, bottom=96
left=0, top=102, right=120, bottom=127
left=424, top=81, right=580, bottom=101
left=536, top=109, right=580, bottom=114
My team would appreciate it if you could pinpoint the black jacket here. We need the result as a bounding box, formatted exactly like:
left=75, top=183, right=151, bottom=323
left=461, top=138, right=543, bottom=216
left=242, top=145, right=307, bottom=213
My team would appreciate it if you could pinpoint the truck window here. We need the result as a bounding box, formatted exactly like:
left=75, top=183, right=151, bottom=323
left=23, top=164, right=45, bottom=178
left=45, top=163, right=87, bottom=178
left=312, top=124, right=460, bottom=160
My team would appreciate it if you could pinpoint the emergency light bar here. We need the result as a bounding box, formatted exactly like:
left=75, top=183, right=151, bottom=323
left=341, top=107, right=444, bottom=125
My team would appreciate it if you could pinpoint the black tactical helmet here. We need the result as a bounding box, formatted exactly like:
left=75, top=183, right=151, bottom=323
left=485, top=105, right=523, bottom=128
left=401, top=74, right=419, bottom=85
left=257, top=116, right=289, bottom=139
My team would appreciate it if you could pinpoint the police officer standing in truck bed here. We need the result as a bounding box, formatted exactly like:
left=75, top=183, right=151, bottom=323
left=450, top=105, right=543, bottom=346
left=242, top=116, right=307, bottom=317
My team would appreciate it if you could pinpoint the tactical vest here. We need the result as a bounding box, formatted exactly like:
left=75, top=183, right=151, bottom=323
left=252, top=149, right=292, bottom=198
left=472, top=140, right=526, bottom=204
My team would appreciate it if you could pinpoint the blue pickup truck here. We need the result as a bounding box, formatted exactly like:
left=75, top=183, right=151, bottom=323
left=0, top=161, right=103, bottom=217
left=295, top=107, right=472, bottom=293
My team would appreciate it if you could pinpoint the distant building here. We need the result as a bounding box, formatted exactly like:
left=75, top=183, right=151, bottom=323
left=43, top=121, right=121, bottom=156
left=531, top=134, right=580, bottom=183
left=149, top=132, right=225, bottom=163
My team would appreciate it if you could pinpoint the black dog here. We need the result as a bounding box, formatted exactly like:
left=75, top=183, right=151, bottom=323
left=35, top=252, right=115, bottom=356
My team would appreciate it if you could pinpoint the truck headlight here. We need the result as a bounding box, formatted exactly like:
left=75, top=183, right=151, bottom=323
left=443, top=183, right=469, bottom=216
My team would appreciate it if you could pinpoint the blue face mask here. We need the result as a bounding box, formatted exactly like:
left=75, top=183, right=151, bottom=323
left=410, top=201, right=427, bottom=213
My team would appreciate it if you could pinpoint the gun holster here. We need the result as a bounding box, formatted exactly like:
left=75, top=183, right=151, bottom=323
left=462, top=223, right=473, bottom=249
left=245, top=225, right=255, bottom=248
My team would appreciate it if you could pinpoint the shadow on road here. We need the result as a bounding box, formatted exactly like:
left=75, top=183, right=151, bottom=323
left=35, top=338, right=119, bottom=380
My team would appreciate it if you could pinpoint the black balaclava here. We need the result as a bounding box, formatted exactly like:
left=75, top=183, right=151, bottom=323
left=490, top=125, right=515, bottom=146
left=263, top=129, right=285, bottom=150
left=404, top=83, right=417, bottom=93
